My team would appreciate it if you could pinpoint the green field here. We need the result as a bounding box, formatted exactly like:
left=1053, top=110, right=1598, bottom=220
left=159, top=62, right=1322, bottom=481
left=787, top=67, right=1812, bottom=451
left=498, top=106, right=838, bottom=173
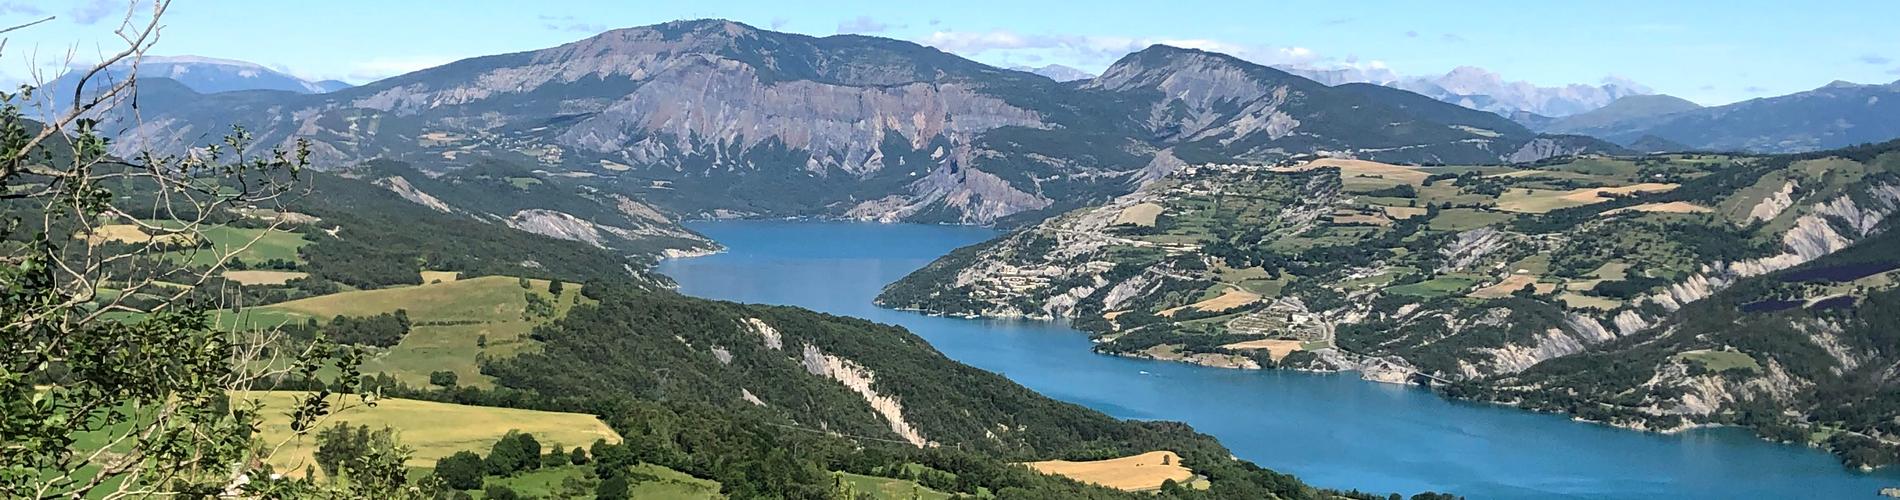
left=148, top=222, right=311, bottom=267
left=472, top=464, right=719, bottom=499
left=220, top=276, right=586, bottom=387
left=1428, top=209, right=1515, bottom=231
left=1386, top=274, right=1483, bottom=297
left=839, top=472, right=956, bottom=500
left=1676, top=350, right=1762, bottom=373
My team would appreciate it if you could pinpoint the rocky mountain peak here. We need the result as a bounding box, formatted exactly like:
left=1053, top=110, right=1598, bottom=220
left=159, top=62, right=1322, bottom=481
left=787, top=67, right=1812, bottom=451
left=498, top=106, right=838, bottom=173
left=1088, top=44, right=1296, bottom=94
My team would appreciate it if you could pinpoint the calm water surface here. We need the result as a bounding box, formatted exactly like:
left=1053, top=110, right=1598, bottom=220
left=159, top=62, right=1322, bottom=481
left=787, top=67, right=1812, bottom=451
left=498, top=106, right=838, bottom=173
left=657, top=220, right=1900, bottom=499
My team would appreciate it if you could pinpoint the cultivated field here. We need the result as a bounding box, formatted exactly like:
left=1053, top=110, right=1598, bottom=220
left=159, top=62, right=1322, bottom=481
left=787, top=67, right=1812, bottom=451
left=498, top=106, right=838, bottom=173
left=838, top=472, right=955, bottom=500
left=80, top=224, right=195, bottom=245
left=1114, top=202, right=1164, bottom=227
left=1428, top=209, right=1514, bottom=231
left=1276, top=158, right=1430, bottom=185
left=1468, top=274, right=1552, bottom=299
left=1160, top=289, right=1261, bottom=317
left=222, top=270, right=309, bottom=285
left=1675, top=350, right=1762, bottom=373
left=222, top=276, right=585, bottom=387
left=1028, top=451, right=1200, bottom=491
left=1605, top=201, right=1715, bottom=215
left=1219, top=338, right=1304, bottom=361
left=420, top=270, right=461, bottom=283
left=243, top=391, right=620, bottom=476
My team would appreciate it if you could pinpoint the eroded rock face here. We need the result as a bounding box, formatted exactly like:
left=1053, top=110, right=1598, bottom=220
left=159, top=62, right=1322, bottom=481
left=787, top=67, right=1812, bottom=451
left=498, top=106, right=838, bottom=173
left=560, top=63, right=1043, bottom=176
left=1655, top=182, right=1900, bottom=310
left=1747, top=181, right=1798, bottom=223
left=799, top=343, right=932, bottom=447
left=373, top=176, right=455, bottom=213
left=1440, top=227, right=1509, bottom=272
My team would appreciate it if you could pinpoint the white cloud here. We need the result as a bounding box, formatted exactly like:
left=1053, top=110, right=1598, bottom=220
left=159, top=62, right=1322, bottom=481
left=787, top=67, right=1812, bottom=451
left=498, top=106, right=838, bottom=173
left=919, top=30, right=1059, bottom=53
left=68, top=0, right=114, bottom=25
left=1859, top=54, right=1892, bottom=65
left=917, top=29, right=1327, bottom=68
left=0, top=2, right=44, bottom=15
left=837, top=16, right=892, bottom=34
left=537, top=15, right=605, bottom=34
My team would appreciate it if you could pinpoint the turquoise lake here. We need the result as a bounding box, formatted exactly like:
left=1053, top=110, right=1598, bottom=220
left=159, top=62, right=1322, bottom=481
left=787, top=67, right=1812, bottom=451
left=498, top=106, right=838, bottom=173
left=656, top=220, right=1900, bottom=499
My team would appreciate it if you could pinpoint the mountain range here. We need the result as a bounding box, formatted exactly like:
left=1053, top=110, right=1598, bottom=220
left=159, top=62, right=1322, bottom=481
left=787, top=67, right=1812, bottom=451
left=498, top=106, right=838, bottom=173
left=1009, top=63, right=1095, bottom=82
left=1552, top=80, right=1900, bottom=153
left=1282, top=64, right=1652, bottom=118
left=78, top=19, right=1623, bottom=229
left=46, top=55, right=349, bottom=97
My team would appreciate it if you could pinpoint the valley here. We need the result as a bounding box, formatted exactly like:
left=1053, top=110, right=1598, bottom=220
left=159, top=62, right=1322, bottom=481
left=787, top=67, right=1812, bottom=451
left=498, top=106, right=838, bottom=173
left=661, top=220, right=1900, bottom=499
left=10, top=6, right=1900, bottom=499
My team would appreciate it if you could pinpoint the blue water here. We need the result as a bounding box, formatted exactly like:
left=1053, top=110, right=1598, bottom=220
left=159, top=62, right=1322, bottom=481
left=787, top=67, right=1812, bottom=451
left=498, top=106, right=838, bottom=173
left=657, top=220, right=1900, bottom=499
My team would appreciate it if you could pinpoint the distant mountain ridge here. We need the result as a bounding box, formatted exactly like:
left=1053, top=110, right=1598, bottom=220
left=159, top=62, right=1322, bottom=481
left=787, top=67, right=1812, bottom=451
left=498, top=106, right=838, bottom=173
left=1565, top=80, right=1900, bottom=153
left=1529, top=94, right=1705, bottom=135
left=1009, top=63, right=1095, bottom=82
left=1281, top=64, right=1651, bottom=117
left=46, top=55, right=349, bottom=97
left=82, top=20, right=1662, bottom=227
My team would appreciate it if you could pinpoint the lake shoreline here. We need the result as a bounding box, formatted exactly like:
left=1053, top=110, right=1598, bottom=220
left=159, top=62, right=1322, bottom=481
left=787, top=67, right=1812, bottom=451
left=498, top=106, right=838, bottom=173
left=660, top=220, right=1900, bottom=499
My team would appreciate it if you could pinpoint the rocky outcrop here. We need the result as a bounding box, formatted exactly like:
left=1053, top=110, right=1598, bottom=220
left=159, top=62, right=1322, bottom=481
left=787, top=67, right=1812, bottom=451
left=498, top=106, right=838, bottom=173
left=744, top=318, right=783, bottom=350
left=799, top=344, right=932, bottom=447
left=1439, top=227, right=1509, bottom=272
left=506, top=209, right=611, bottom=248
left=1747, top=181, right=1798, bottom=223
left=372, top=176, right=454, bottom=213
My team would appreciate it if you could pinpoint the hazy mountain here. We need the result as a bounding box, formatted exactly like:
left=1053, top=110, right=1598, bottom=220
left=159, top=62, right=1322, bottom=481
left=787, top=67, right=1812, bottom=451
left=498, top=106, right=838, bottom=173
left=1010, top=63, right=1094, bottom=82
left=96, top=21, right=1636, bottom=226
left=1535, top=94, right=1704, bottom=135
left=1577, top=80, right=1900, bottom=153
left=1397, top=67, right=1651, bottom=117
left=1282, top=65, right=1652, bottom=118
left=46, top=55, right=347, bottom=96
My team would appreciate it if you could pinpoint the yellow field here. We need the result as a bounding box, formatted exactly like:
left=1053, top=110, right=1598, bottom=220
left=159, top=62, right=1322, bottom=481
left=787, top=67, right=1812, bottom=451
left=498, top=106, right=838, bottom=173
left=1379, top=205, right=1429, bottom=219
left=244, top=391, right=620, bottom=477
left=1493, top=183, right=1681, bottom=213
left=1276, top=158, right=1429, bottom=184
left=1561, top=183, right=1679, bottom=203
left=1160, top=289, right=1260, bottom=317
left=1558, top=293, right=1623, bottom=310
left=79, top=224, right=195, bottom=245
left=1219, top=338, right=1304, bottom=361
left=255, top=276, right=549, bottom=320
left=419, top=270, right=461, bottom=283
left=223, top=270, right=309, bottom=286
left=1028, top=451, right=1198, bottom=492
left=1114, top=202, right=1165, bottom=227
left=1467, top=274, right=1557, bottom=299
left=1604, top=201, right=1714, bottom=215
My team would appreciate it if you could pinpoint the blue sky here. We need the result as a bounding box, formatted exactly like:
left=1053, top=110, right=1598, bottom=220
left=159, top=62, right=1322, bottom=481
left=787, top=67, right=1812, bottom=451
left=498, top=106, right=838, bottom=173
left=3, top=0, right=1897, bottom=105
